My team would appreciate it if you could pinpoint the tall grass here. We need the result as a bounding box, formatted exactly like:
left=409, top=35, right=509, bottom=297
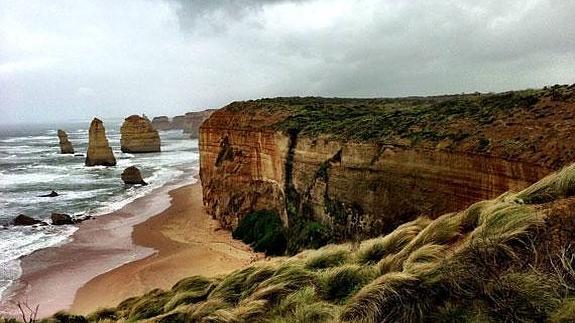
left=53, top=162, right=575, bottom=323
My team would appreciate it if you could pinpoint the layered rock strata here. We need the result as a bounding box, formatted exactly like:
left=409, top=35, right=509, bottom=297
left=120, top=115, right=161, bottom=153
left=200, top=85, right=575, bottom=239
left=57, top=129, right=74, bottom=154
left=85, top=118, right=116, bottom=166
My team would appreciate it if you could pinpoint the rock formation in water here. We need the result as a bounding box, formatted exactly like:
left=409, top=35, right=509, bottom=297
left=39, top=191, right=59, bottom=197
left=51, top=213, right=73, bottom=225
left=121, top=166, right=148, bottom=185
left=183, top=110, right=215, bottom=139
left=85, top=118, right=116, bottom=166
left=57, top=129, right=74, bottom=154
left=13, top=214, right=45, bottom=226
left=120, top=115, right=161, bottom=153
left=199, top=84, right=575, bottom=240
left=171, top=115, right=186, bottom=129
left=151, top=116, right=171, bottom=130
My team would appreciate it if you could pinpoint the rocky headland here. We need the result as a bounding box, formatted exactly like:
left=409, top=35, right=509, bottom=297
left=199, top=84, right=575, bottom=248
left=120, top=115, right=161, bottom=153
left=57, top=129, right=74, bottom=154
left=85, top=118, right=116, bottom=166
left=150, top=110, right=215, bottom=137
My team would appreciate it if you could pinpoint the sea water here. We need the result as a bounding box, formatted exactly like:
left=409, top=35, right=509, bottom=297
left=0, top=120, right=199, bottom=299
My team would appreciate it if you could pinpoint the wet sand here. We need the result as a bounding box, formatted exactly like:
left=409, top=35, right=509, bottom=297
left=1, top=181, right=259, bottom=318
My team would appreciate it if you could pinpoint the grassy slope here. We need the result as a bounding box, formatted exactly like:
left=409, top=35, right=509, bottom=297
left=33, top=162, right=575, bottom=323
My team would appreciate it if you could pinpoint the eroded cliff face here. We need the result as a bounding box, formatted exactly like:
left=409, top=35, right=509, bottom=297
left=200, top=85, right=575, bottom=239
left=183, top=110, right=216, bottom=138
left=86, top=118, right=116, bottom=166
left=57, top=129, right=74, bottom=154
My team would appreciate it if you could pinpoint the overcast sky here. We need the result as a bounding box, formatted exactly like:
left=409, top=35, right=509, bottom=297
left=1, top=0, right=574, bottom=124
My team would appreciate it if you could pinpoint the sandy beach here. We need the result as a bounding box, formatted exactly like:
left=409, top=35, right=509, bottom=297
left=1, top=180, right=259, bottom=318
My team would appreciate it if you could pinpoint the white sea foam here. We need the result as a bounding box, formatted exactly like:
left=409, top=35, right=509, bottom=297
left=0, top=124, right=200, bottom=302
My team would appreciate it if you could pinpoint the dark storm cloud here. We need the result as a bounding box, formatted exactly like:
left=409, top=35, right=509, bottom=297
left=1, top=0, right=574, bottom=124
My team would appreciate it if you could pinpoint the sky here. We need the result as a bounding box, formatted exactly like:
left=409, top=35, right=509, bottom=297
left=1, top=0, right=574, bottom=124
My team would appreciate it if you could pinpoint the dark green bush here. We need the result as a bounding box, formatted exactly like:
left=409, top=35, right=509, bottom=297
left=233, top=210, right=287, bottom=256
left=287, top=220, right=332, bottom=254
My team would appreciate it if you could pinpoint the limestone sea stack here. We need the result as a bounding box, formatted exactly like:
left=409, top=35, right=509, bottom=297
left=151, top=116, right=171, bottom=130
left=57, top=129, right=74, bottom=154
left=85, top=118, right=116, bottom=166
left=120, top=115, right=161, bottom=153
left=171, top=115, right=186, bottom=129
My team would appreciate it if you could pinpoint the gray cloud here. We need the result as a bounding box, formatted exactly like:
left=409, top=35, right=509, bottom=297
left=1, top=0, right=574, bottom=124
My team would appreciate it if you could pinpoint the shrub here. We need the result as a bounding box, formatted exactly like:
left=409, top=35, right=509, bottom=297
left=233, top=210, right=287, bottom=256
left=287, top=219, right=333, bottom=254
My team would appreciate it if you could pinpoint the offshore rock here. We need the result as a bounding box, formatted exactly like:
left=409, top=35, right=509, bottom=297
left=51, top=213, right=74, bottom=225
left=39, top=191, right=59, bottom=197
left=85, top=118, right=116, bottom=166
left=120, top=115, right=161, bottom=153
left=151, top=116, right=171, bottom=131
left=13, top=214, right=45, bottom=226
left=171, top=115, right=186, bottom=129
left=57, top=129, right=74, bottom=154
left=121, top=166, right=148, bottom=186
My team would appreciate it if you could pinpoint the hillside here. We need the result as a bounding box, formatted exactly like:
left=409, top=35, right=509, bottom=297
left=40, top=162, right=575, bottom=322
left=199, top=84, right=575, bottom=253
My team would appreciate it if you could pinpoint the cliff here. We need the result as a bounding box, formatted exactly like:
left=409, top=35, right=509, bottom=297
left=86, top=118, right=116, bottom=166
left=183, top=110, right=216, bottom=138
left=200, top=84, right=575, bottom=240
left=120, top=115, right=161, bottom=153
left=57, top=129, right=74, bottom=154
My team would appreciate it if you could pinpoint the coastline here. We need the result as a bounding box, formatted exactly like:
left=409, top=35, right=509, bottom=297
left=70, top=182, right=259, bottom=315
left=0, top=179, right=259, bottom=318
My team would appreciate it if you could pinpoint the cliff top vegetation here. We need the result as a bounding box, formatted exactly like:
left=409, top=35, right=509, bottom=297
left=218, top=83, right=575, bottom=168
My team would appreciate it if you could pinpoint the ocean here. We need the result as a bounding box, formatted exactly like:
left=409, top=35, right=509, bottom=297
left=0, top=120, right=199, bottom=299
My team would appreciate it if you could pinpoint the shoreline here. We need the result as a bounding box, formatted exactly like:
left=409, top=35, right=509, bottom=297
left=71, top=181, right=259, bottom=315
left=0, top=179, right=259, bottom=318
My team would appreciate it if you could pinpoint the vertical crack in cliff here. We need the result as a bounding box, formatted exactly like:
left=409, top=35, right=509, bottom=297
left=284, top=129, right=300, bottom=220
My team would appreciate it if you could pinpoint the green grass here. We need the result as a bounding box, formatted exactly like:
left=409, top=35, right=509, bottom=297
left=38, top=160, right=575, bottom=322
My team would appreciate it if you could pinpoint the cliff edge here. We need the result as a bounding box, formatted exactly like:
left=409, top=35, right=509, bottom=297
left=199, top=84, right=575, bottom=242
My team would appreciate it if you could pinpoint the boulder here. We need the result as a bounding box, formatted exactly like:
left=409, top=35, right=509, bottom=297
left=51, top=213, right=74, bottom=225
left=13, top=214, right=44, bottom=226
left=57, top=129, right=74, bottom=154
left=120, top=115, right=161, bottom=153
left=85, top=118, right=116, bottom=166
left=121, top=166, right=148, bottom=185
left=151, top=116, right=171, bottom=130
left=39, top=191, right=59, bottom=197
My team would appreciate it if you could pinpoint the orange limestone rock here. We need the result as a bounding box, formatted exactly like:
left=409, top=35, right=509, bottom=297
left=120, top=115, right=161, bottom=153
left=57, top=129, right=74, bottom=154
left=85, top=118, right=116, bottom=166
left=200, top=85, right=575, bottom=239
